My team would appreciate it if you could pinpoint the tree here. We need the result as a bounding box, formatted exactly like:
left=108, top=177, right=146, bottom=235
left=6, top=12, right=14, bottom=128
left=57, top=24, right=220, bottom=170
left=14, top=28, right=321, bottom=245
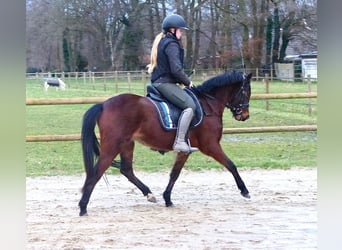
left=271, top=0, right=281, bottom=65
left=26, top=0, right=317, bottom=72
left=121, top=13, right=144, bottom=70
left=265, top=9, right=273, bottom=69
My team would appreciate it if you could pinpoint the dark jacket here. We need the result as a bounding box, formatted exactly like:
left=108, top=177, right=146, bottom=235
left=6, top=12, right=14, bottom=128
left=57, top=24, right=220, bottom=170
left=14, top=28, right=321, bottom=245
left=151, top=33, right=191, bottom=86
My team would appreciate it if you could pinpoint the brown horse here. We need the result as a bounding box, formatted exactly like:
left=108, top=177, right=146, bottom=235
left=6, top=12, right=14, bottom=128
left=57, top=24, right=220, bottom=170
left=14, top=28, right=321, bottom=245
left=79, top=71, right=252, bottom=216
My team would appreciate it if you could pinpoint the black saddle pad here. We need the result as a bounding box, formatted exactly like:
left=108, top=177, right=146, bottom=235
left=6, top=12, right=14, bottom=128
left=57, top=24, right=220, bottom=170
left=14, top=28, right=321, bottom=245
left=146, top=85, right=204, bottom=131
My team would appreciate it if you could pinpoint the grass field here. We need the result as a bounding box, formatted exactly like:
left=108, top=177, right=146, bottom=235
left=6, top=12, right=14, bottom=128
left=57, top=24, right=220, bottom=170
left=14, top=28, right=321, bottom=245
left=26, top=75, right=317, bottom=176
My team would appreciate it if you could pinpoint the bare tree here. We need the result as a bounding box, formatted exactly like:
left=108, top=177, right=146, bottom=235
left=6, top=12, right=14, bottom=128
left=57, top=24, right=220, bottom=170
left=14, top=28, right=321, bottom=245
left=26, top=0, right=66, bottom=71
left=26, top=0, right=317, bottom=72
left=270, top=0, right=317, bottom=63
left=250, top=0, right=267, bottom=68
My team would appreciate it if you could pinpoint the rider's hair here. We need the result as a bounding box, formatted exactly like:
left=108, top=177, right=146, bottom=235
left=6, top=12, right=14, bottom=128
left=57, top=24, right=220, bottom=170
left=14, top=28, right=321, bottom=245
left=147, top=32, right=164, bottom=74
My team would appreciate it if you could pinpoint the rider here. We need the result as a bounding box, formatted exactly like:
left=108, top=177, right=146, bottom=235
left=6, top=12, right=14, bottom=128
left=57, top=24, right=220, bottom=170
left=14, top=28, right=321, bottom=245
left=147, top=14, right=198, bottom=153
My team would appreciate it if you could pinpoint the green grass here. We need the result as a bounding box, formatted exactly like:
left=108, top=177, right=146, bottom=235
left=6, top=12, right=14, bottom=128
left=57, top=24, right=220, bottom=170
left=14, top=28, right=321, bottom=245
left=26, top=132, right=316, bottom=176
left=26, top=77, right=317, bottom=176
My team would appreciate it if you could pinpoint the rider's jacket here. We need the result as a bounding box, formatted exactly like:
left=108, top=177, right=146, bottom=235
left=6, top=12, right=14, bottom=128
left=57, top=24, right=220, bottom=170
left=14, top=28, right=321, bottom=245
left=151, top=33, right=191, bottom=87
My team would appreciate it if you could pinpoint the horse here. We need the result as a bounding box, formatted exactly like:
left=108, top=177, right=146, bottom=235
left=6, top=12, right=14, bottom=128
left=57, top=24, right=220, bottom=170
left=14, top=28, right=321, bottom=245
left=79, top=71, right=253, bottom=216
left=44, top=78, right=66, bottom=91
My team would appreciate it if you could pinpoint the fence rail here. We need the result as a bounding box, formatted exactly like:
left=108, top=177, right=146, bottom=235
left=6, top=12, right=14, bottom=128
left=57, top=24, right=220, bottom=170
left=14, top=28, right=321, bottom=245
left=26, top=125, right=317, bottom=142
left=26, top=68, right=318, bottom=82
left=26, top=92, right=317, bottom=105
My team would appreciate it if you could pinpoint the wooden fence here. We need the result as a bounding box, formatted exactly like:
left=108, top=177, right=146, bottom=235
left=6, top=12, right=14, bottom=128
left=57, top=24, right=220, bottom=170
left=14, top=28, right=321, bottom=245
left=26, top=125, right=317, bottom=142
left=26, top=92, right=317, bottom=106
left=26, top=92, right=317, bottom=142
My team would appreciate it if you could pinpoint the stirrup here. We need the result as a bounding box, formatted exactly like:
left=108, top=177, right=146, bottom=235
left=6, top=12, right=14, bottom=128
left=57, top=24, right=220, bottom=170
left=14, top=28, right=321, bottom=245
left=187, top=146, right=199, bottom=154
left=187, top=139, right=198, bottom=153
left=173, top=140, right=198, bottom=154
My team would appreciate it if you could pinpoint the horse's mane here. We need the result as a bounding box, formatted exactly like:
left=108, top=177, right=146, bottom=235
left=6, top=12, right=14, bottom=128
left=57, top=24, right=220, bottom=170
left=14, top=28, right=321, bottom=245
left=195, top=71, right=244, bottom=93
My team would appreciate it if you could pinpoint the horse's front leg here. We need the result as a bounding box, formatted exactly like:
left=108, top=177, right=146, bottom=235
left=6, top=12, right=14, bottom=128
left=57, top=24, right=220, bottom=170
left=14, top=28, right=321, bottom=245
left=163, top=152, right=190, bottom=207
left=226, top=158, right=250, bottom=198
left=204, top=144, right=250, bottom=198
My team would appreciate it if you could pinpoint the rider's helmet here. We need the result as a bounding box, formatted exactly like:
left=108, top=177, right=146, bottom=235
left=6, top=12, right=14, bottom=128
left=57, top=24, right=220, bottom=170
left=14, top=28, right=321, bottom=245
left=162, top=14, right=189, bottom=31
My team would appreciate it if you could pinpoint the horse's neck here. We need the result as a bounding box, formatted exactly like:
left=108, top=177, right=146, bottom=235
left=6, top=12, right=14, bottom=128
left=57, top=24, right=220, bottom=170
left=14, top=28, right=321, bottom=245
left=214, top=87, right=230, bottom=108
left=200, top=92, right=226, bottom=117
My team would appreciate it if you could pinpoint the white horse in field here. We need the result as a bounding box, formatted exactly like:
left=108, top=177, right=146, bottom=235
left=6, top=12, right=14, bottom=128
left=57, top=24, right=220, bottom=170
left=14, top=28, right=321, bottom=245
left=44, top=78, right=66, bottom=91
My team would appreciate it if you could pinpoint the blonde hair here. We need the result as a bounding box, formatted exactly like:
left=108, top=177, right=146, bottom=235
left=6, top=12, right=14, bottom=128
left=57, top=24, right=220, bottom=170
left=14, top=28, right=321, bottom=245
left=147, top=32, right=164, bottom=74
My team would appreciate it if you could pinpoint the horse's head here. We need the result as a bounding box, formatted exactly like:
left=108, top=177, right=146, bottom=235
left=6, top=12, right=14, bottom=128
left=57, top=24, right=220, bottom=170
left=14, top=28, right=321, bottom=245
left=226, top=73, right=252, bottom=121
left=195, top=71, right=252, bottom=121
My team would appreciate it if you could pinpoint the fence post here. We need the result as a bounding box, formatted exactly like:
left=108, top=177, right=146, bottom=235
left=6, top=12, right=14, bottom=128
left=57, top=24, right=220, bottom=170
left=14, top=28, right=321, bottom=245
left=87, top=71, right=91, bottom=84
left=127, top=72, right=131, bottom=92
left=91, top=71, right=95, bottom=90
left=115, top=71, right=118, bottom=93
left=141, top=70, right=145, bottom=82
left=307, top=74, right=312, bottom=116
left=265, top=73, right=270, bottom=111
left=256, top=68, right=259, bottom=81
left=142, top=70, right=147, bottom=95
left=103, top=71, right=107, bottom=91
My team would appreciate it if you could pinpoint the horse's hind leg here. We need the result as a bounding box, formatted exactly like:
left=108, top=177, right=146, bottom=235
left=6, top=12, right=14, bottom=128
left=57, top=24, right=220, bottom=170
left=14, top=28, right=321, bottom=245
left=79, top=154, right=117, bottom=216
left=119, top=141, right=156, bottom=203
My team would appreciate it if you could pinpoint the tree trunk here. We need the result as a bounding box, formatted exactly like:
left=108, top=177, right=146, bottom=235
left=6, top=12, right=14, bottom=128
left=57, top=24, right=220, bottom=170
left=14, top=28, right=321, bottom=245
left=272, top=5, right=280, bottom=64
left=265, top=15, right=273, bottom=68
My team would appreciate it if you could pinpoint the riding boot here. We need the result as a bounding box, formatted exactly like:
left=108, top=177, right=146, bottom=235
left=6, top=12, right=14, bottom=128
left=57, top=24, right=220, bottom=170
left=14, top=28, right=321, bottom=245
left=173, top=108, right=199, bottom=153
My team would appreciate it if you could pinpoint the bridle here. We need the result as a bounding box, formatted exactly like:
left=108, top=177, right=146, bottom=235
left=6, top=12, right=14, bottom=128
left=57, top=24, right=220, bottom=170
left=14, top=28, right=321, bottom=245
left=225, top=74, right=250, bottom=116
left=196, top=74, right=250, bottom=116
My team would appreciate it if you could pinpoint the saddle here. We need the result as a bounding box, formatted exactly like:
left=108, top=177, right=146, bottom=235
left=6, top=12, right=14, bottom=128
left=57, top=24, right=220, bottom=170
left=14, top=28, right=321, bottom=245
left=146, top=84, right=204, bottom=131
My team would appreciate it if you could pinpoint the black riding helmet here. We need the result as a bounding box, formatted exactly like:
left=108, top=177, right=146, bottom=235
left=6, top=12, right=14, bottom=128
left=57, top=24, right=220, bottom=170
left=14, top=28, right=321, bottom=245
left=162, top=14, right=189, bottom=31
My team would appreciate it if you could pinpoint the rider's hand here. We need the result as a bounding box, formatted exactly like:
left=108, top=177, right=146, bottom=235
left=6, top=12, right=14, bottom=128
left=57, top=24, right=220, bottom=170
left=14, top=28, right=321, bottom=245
left=189, top=82, right=194, bottom=88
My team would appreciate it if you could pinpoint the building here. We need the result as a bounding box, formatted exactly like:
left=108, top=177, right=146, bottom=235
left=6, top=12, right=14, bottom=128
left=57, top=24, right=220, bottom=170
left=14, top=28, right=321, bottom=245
left=283, top=52, right=317, bottom=81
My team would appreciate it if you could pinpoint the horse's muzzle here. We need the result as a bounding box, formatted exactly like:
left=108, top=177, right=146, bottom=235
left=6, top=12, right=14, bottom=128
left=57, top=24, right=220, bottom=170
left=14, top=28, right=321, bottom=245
left=234, top=110, right=250, bottom=121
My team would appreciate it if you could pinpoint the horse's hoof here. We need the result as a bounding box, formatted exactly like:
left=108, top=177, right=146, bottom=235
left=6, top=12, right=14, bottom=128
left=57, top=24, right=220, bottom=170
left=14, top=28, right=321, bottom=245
left=241, top=192, right=250, bottom=199
left=79, top=211, right=88, bottom=216
left=147, top=193, right=157, bottom=203
left=165, top=202, right=174, bottom=207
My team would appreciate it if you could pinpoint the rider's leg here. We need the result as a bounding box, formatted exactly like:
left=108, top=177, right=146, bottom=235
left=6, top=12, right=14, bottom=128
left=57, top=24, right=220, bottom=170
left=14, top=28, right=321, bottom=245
left=173, top=107, right=198, bottom=153
left=153, top=83, right=198, bottom=153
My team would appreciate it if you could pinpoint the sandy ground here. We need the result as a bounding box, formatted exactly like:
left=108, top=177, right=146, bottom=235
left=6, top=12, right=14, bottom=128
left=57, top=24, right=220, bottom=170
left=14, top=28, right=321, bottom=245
left=26, top=167, right=317, bottom=249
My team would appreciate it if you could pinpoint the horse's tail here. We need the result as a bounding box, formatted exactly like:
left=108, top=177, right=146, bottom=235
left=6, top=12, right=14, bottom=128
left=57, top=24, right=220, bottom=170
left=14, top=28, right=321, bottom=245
left=81, top=103, right=103, bottom=178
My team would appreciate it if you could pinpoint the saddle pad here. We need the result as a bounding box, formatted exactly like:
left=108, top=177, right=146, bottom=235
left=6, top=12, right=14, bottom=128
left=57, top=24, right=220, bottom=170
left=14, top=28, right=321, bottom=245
left=147, top=88, right=204, bottom=131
